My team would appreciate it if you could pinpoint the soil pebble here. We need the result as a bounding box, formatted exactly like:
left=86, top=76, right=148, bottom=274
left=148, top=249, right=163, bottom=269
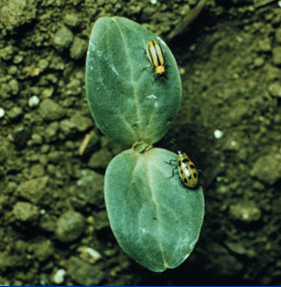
left=0, top=45, right=14, bottom=61
left=70, top=37, right=88, bottom=60
left=88, top=148, right=112, bottom=169
left=0, top=0, right=36, bottom=31
left=78, top=246, right=102, bottom=264
left=7, top=106, right=23, bottom=120
left=203, top=243, right=243, bottom=277
left=53, top=26, right=74, bottom=51
left=225, top=241, right=247, bottom=255
left=268, top=82, right=281, bottom=98
left=39, top=99, right=65, bottom=121
left=52, top=269, right=66, bottom=285
left=250, top=153, right=281, bottom=185
left=67, top=256, right=104, bottom=286
left=44, top=122, right=60, bottom=142
left=32, top=239, right=54, bottom=261
left=229, top=201, right=261, bottom=223
left=275, top=28, right=281, bottom=44
left=28, top=96, right=40, bottom=107
left=0, top=252, right=23, bottom=269
left=76, top=169, right=104, bottom=206
left=0, top=107, right=5, bottom=118
left=257, top=38, right=271, bottom=52
left=70, top=113, right=93, bottom=132
left=13, top=126, right=31, bottom=150
left=272, top=46, right=281, bottom=66
left=13, top=201, right=40, bottom=222
left=55, top=210, right=85, bottom=243
left=15, top=176, right=49, bottom=204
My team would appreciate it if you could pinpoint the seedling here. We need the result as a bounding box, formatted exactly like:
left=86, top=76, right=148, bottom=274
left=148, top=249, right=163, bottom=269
left=86, top=16, right=204, bottom=272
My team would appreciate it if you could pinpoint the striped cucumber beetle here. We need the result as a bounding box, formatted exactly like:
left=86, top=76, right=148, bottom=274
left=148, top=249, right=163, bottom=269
left=146, top=40, right=166, bottom=79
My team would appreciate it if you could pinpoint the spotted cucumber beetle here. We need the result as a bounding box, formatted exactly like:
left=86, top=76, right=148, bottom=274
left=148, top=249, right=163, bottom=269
left=166, top=150, right=200, bottom=189
left=146, top=40, right=166, bottom=79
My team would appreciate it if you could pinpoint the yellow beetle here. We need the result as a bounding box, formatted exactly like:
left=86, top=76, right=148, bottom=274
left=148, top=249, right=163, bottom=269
left=146, top=40, right=166, bottom=79
left=166, top=150, right=200, bottom=189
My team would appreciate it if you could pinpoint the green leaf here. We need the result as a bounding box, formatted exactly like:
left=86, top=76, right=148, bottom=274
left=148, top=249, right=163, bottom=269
left=104, top=148, right=204, bottom=272
left=86, top=17, right=182, bottom=145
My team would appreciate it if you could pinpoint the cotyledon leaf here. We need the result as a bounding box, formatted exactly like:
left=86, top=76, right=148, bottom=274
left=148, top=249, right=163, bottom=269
left=104, top=148, right=204, bottom=272
left=86, top=17, right=182, bottom=145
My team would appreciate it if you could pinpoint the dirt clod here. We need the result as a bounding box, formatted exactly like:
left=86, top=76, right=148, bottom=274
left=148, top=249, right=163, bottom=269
left=67, top=256, right=104, bottom=286
left=55, top=211, right=86, bottom=243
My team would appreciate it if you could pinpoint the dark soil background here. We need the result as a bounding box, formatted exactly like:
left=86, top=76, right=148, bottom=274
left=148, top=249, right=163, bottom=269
left=1, top=0, right=281, bottom=285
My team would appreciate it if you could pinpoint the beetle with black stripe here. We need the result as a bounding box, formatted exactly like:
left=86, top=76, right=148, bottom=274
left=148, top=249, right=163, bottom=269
left=146, top=40, right=167, bottom=80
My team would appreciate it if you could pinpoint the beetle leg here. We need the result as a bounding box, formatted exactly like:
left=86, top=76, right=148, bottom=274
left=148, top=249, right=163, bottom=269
left=165, top=159, right=177, bottom=166
left=168, top=166, right=178, bottom=178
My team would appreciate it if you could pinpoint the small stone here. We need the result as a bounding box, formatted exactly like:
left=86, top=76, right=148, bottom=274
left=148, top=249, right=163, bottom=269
left=30, top=163, right=44, bottom=177
left=65, top=78, right=82, bottom=96
left=0, top=136, right=13, bottom=163
left=28, top=95, right=40, bottom=107
left=32, top=239, right=54, bottom=261
left=225, top=241, right=247, bottom=255
left=0, top=45, right=14, bottom=61
left=275, top=28, right=281, bottom=44
left=55, top=211, right=85, bottom=242
left=13, top=201, right=40, bottom=222
left=47, top=151, right=65, bottom=163
left=44, top=122, right=59, bottom=142
left=78, top=246, right=102, bottom=264
left=6, top=181, right=17, bottom=194
left=41, top=87, right=54, bottom=98
left=70, top=113, right=93, bottom=132
left=15, top=176, right=49, bottom=204
left=272, top=46, right=281, bottom=66
left=70, top=37, right=87, bottom=60
left=59, top=119, right=76, bottom=135
left=253, top=57, right=264, bottom=67
left=0, top=108, right=5, bottom=118
left=8, top=65, right=18, bottom=74
left=38, top=59, right=49, bottom=70
left=13, top=54, right=24, bottom=64
left=268, top=82, right=281, bottom=98
left=250, top=153, right=281, bottom=185
left=264, top=64, right=281, bottom=81
left=64, top=13, right=79, bottom=27
left=88, top=149, right=112, bottom=169
left=31, top=133, right=43, bottom=145
left=229, top=201, right=261, bottom=223
left=23, top=65, right=41, bottom=77
left=203, top=243, right=243, bottom=277
left=13, top=126, right=31, bottom=150
left=67, top=257, right=104, bottom=286
left=53, top=26, right=73, bottom=51
left=39, top=99, right=65, bottom=121
left=0, top=252, right=23, bottom=269
left=39, top=213, right=56, bottom=232
left=76, top=169, right=104, bottom=205
left=257, top=38, right=271, bottom=52
left=214, top=129, right=223, bottom=139
left=9, top=79, right=19, bottom=95
left=53, top=269, right=66, bottom=285
left=0, top=0, right=36, bottom=31
left=7, top=106, right=23, bottom=119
